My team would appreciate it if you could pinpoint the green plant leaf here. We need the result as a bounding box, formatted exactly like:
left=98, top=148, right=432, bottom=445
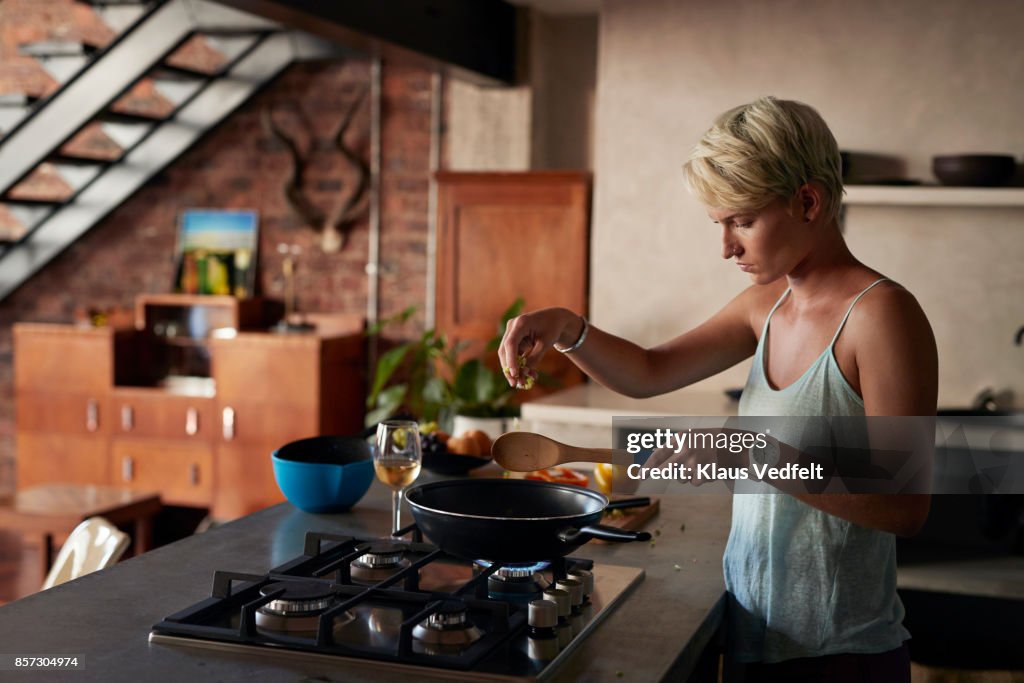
left=365, top=384, right=407, bottom=426
left=367, top=344, right=410, bottom=407
left=422, top=376, right=449, bottom=407
left=366, top=305, right=417, bottom=336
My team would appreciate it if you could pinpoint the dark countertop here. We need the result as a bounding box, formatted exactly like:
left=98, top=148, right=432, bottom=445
left=0, top=474, right=732, bottom=682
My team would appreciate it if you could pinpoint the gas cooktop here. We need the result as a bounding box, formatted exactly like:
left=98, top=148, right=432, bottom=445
left=149, top=527, right=644, bottom=681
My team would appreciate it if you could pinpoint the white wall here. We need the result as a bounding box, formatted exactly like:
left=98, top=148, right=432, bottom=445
left=591, top=0, right=1024, bottom=406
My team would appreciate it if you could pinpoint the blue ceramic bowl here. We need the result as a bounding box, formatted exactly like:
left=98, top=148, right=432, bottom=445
left=272, top=435, right=375, bottom=513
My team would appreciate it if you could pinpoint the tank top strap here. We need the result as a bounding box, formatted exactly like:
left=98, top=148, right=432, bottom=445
left=828, top=277, right=890, bottom=347
left=759, top=287, right=792, bottom=339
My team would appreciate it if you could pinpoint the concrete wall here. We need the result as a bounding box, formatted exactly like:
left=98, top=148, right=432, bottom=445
left=591, top=0, right=1024, bottom=406
left=446, top=12, right=597, bottom=171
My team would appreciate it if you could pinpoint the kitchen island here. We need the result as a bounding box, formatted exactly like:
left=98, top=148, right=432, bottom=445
left=0, top=473, right=732, bottom=682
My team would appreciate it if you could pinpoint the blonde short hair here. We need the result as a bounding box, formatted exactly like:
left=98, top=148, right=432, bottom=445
left=683, top=97, right=844, bottom=224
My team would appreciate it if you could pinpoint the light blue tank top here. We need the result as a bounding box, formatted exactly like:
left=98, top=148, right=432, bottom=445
left=725, top=278, right=910, bottom=662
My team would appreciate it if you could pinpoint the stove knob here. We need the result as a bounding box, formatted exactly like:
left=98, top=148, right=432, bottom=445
left=542, top=588, right=571, bottom=619
left=528, top=598, right=558, bottom=629
left=555, top=578, right=583, bottom=611
left=568, top=569, right=594, bottom=598
left=528, top=633, right=561, bottom=661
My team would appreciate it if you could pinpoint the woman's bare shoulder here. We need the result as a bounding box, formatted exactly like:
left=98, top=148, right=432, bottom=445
left=848, top=278, right=936, bottom=353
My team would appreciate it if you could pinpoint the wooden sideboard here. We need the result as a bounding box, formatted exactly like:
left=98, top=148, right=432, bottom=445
left=14, top=306, right=366, bottom=520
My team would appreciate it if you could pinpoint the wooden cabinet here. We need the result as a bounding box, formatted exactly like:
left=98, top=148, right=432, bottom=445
left=435, top=171, right=590, bottom=390
left=110, top=389, right=214, bottom=441
left=209, top=332, right=365, bottom=519
left=108, top=388, right=215, bottom=506
left=110, top=439, right=213, bottom=507
left=14, top=325, right=115, bottom=488
left=13, top=308, right=366, bottom=519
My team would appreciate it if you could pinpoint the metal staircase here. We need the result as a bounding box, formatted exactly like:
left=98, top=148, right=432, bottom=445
left=0, top=0, right=345, bottom=301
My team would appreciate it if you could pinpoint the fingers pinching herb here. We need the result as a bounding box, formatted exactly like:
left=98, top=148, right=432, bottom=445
left=503, top=354, right=535, bottom=390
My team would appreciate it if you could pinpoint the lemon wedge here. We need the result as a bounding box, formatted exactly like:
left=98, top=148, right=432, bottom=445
left=594, top=463, right=615, bottom=495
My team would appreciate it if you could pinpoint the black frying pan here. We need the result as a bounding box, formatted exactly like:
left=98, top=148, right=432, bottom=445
left=405, top=479, right=651, bottom=562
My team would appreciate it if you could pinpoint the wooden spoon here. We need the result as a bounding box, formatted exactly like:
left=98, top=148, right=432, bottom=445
left=491, top=432, right=616, bottom=471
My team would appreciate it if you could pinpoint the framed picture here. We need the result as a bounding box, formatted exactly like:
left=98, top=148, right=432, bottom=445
left=173, top=208, right=259, bottom=297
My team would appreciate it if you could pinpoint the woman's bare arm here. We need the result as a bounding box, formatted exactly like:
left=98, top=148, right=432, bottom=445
left=499, top=285, right=775, bottom=398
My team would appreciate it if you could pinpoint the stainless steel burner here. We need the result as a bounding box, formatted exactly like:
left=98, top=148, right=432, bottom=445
left=412, top=599, right=483, bottom=654
left=482, top=562, right=551, bottom=602
left=259, top=582, right=334, bottom=615
left=351, top=542, right=411, bottom=583
left=254, top=581, right=353, bottom=634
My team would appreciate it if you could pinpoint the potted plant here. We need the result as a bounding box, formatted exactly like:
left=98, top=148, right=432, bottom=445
left=365, top=299, right=530, bottom=438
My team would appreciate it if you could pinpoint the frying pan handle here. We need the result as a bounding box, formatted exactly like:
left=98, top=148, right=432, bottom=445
left=559, top=525, right=652, bottom=545
left=605, top=497, right=650, bottom=511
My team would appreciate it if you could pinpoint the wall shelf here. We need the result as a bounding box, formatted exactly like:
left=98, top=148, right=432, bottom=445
left=844, top=185, right=1024, bottom=207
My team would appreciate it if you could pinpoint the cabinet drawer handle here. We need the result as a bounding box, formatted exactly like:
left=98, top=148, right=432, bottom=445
left=86, top=399, right=99, bottom=432
left=185, top=407, right=199, bottom=436
left=189, top=463, right=200, bottom=486
left=121, top=405, right=134, bottom=432
left=122, top=456, right=134, bottom=482
left=222, top=407, right=235, bottom=441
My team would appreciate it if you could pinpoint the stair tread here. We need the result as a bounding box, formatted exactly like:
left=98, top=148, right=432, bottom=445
left=100, top=109, right=168, bottom=125
left=8, top=164, right=75, bottom=199
left=153, top=62, right=219, bottom=80
left=110, top=79, right=176, bottom=120
left=51, top=153, right=118, bottom=167
left=18, top=41, right=102, bottom=57
left=0, top=205, right=28, bottom=242
left=0, top=93, right=40, bottom=107
left=0, top=59, right=61, bottom=100
left=60, top=122, right=125, bottom=161
left=0, top=196, right=67, bottom=207
left=165, top=34, right=232, bottom=76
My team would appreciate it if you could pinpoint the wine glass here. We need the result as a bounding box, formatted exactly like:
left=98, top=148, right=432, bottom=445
left=374, top=420, right=422, bottom=535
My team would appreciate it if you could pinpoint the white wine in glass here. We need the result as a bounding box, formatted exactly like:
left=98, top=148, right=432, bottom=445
left=374, top=420, right=422, bottom=535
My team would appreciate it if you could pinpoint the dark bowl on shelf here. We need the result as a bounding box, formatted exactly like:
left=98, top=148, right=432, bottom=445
left=932, top=154, right=1016, bottom=187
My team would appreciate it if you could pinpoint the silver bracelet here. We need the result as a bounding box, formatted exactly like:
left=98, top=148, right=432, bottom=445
left=555, top=316, right=589, bottom=354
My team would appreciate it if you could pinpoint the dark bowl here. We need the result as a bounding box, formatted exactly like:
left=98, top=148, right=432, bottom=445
left=422, top=448, right=492, bottom=476
left=932, top=154, right=1016, bottom=187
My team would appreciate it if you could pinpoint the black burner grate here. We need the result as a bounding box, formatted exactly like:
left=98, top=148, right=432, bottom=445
left=152, top=526, right=594, bottom=672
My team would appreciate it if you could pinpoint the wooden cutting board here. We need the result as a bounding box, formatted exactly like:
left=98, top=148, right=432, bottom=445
left=593, top=496, right=660, bottom=542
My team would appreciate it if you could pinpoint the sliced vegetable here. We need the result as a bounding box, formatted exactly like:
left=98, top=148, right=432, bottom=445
left=524, top=466, right=589, bottom=487
left=503, top=354, right=535, bottom=390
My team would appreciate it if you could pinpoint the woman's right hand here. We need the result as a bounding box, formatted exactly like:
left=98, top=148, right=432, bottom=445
left=498, top=307, right=584, bottom=388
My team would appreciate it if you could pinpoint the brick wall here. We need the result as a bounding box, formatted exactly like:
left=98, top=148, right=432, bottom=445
left=0, top=1, right=439, bottom=493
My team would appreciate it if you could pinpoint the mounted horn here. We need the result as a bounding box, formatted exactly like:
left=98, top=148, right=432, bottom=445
left=262, top=86, right=370, bottom=253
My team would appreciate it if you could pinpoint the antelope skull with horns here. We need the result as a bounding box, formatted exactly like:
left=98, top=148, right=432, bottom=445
left=262, top=87, right=370, bottom=253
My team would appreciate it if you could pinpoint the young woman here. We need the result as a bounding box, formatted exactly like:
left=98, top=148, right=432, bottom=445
left=498, top=97, right=937, bottom=682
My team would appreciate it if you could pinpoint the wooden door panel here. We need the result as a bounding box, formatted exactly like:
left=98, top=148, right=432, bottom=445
left=110, top=439, right=212, bottom=506
left=110, top=390, right=214, bottom=441
left=16, top=393, right=108, bottom=436
left=216, top=402, right=319, bottom=447
left=211, top=335, right=320, bottom=406
left=14, top=324, right=113, bottom=393
left=17, top=433, right=110, bottom=488
left=450, top=204, right=586, bottom=327
left=436, top=172, right=590, bottom=390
